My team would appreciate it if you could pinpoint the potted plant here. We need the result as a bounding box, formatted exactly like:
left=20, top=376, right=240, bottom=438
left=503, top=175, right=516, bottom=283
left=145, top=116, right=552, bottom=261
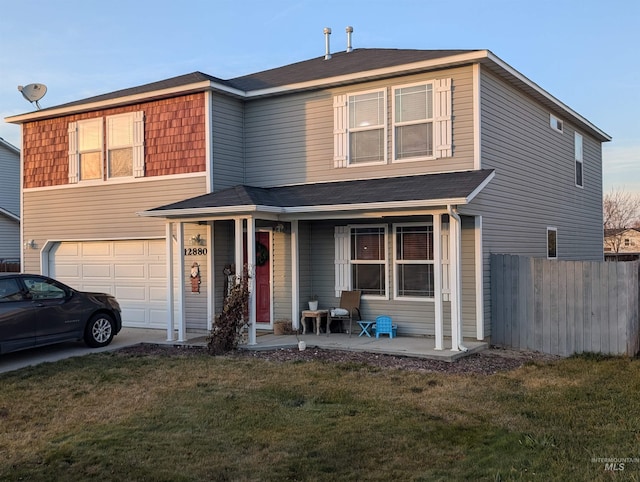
left=308, top=295, right=318, bottom=311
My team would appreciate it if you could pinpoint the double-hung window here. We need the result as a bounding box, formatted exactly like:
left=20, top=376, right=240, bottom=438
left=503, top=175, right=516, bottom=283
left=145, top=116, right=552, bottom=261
left=107, top=113, right=135, bottom=178
left=393, top=83, right=434, bottom=160
left=333, top=79, right=451, bottom=167
left=68, top=111, right=144, bottom=184
left=350, top=226, right=387, bottom=297
left=348, top=90, right=386, bottom=165
left=394, top=224, right=435, bottom=298
left=77, top=119, right=103, bottom=181
left=574, top=132, right=583, bottom=187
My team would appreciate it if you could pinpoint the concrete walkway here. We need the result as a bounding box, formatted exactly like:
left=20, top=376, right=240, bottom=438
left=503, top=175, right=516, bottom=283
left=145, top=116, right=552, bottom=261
left=168, top=332, right=488, bottom=362
left=0, top=328, right=168, bottom=374
left=1, top=328, right=488, bottom=374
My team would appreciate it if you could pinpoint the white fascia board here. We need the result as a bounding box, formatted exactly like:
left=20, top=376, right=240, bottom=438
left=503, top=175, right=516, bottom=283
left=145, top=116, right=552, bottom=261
left=138, top=197, right=471, bottom=218
left=465, top=171, right=495, bottom=203
left=244, top=51, right=491, bottom=98
left=283, top=198, right=469, bottom=214
left=137, top=204, right=284, bottom=218
left=5, top=81, right=245, bottom=124
left=485, top=52, right=611, bottom=142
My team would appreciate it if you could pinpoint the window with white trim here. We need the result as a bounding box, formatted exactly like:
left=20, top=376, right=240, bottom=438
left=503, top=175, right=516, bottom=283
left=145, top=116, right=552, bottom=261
left=350, top=226, right=387, bottom=297
left=574, top=132, right=583, bottom=187
left=394, top=224, right=435, bottom=298
left=550, top=114, right=563, bottom=133
left=547, top=227, right=557, bottom=259
left=393, top=83, right=434, bottom=160
left=68, top=111, right=144, bottom=184
left=333, top=79, right=451, bottom=168
left=348, top=90, right=386, bottom=165
left=77, top=118, right=103, bottom=181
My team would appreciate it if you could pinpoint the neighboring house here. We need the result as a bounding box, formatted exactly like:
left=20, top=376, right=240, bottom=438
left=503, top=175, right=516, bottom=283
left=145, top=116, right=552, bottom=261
left=604, top=227, right=640, bottom=258
left=5, top=45, right=610, bottom=351
left=0, top=137, right=20, bottom=271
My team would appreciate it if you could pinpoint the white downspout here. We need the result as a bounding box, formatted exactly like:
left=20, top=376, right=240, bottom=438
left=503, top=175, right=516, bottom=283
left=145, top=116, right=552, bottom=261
left=447, top=205, right=468, bottom=352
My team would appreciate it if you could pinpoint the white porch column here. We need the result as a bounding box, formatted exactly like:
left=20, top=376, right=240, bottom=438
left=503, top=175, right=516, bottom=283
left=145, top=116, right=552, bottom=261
left=433, top=215, right=443, bottom=350
left=206, top=221, right=214, bottom=331
left=448, top=209, right=462, bottom=352
left=290, top=220, right=300, bottom=329
left=246, top=217, right=257, bottom=345
left=165, top=222, right=175, bottom=341
left=176, top=222, right=186, bottom=342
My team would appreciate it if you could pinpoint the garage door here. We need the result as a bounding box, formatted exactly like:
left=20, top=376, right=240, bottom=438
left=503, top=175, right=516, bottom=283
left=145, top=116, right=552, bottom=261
left=49, top=240, right=167, bottom=329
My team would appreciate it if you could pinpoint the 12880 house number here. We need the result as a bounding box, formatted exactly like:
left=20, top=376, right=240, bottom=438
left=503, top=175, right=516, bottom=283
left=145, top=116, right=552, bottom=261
left=184, top=248, right=208, bottom=256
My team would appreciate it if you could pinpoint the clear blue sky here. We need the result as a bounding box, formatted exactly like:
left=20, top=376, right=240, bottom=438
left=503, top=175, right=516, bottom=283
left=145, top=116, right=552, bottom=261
left=1, top=0, right=638, bottom=193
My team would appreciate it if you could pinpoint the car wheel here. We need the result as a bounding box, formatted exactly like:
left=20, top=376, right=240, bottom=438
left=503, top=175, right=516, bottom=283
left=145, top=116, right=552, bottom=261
left=84, top=313, right=115, bottom=348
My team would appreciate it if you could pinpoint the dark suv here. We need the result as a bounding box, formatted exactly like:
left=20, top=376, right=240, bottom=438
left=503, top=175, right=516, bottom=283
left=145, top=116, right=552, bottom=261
left=0, top=273, right=122, bottom=355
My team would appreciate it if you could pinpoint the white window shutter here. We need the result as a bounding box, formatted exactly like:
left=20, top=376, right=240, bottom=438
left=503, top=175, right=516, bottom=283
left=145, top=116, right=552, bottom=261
left=68, top=122, right=79, bottom=184
left=434, top=78, right=452, bottom=158
left=334, top=226, right=350, bottom=296
left=133, top=111, right=145, bottom=177
left=333, top=95, right=348, bottom=168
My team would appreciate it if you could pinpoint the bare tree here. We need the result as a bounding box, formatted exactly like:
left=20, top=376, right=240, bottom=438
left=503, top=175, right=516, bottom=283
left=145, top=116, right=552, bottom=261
left=603, top=188, right=640, bottom=252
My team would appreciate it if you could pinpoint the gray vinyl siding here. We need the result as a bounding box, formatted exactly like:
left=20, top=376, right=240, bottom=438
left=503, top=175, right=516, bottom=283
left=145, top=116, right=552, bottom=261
left=0, top=216, right=19, bottom=259
left=244, top=66, right=476, bottom=187
left=22, top=176, right=207, bottom=273
left=271, top=229, right=292, bottom=322
left=212, top=220, right=235, bottom=319
left=0, top=143, right=20, bottom=216
left=299, top=218, right=478, bottom=337
left=212, top=94, right=244, bottom=190
left=183, top=223, right=208, bottom=331
left=469, top=68, right=604, bottom=338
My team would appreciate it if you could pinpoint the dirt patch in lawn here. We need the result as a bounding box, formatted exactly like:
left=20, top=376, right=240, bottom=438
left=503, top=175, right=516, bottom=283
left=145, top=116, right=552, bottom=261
left=117, top=343, right=560, bottom=375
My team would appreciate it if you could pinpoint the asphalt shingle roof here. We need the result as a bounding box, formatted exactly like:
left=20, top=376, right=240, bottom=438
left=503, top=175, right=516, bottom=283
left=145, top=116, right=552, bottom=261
left=146, top=169, right=494, bottom=215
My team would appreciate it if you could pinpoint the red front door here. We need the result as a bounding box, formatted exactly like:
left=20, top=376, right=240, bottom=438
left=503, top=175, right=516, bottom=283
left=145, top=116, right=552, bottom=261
left=255, top=232, right=271, bottom=324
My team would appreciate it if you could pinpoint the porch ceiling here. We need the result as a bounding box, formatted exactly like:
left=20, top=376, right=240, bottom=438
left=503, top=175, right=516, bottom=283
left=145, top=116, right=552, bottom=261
left=139, top=169, right=494, bottom=219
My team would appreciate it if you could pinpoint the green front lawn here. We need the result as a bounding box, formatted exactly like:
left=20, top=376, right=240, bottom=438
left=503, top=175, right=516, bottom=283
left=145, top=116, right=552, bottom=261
left=1, top=350, right=639, bottom=481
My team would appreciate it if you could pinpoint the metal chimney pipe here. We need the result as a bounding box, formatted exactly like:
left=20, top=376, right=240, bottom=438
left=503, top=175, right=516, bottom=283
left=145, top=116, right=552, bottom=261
left=324, top=27, right=332, bottom=60
left=346, top=26, right=353, bottom=53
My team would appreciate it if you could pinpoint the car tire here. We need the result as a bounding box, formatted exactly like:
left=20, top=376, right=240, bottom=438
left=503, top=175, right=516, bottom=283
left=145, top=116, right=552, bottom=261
left=84, top=313, right=115, bottom=348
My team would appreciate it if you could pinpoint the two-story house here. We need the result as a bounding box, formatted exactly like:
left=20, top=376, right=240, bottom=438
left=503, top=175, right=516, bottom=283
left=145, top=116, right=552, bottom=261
left=0, top=137, right=20, bottom=271
left=5, top=47, right=610, bottom=351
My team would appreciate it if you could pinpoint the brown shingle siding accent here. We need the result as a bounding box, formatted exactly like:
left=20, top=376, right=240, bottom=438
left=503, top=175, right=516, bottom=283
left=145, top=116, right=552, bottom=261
left=22, top=93, right=206, bottom=188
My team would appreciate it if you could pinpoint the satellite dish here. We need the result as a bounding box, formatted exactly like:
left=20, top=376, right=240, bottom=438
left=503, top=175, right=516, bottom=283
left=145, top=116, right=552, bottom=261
left=17, top=83, right=47, bottom=110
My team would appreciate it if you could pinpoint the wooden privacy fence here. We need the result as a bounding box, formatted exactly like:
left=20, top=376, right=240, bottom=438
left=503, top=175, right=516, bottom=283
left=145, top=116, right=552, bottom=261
left=491, top=254, right=640, bottom=356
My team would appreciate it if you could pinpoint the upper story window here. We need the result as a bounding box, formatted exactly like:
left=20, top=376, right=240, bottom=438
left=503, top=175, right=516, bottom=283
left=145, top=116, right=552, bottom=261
left=107, top=114, right=135, bottom=178
left=574, top=132, right=583, bottom=188
left=348, top=90, right=386, bottom=165
left=77, top=119, right=103, bottom=181
left=550, top=114, right=563, bottom=133
left=68, top=111, right=144, bottom=184
left=393, top=83, right=434, bottom=160
left=333, top=78, right=451, bottom=168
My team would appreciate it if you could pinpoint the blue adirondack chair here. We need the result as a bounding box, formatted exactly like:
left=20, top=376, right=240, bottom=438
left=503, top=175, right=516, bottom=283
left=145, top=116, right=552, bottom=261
left=375, top=315, right=396, bottom=339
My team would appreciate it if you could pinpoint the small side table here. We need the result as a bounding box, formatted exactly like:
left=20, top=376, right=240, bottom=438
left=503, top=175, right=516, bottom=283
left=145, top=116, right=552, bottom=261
left=357, top=320, right=374, bottom=337
left=300, top=309, right=329, bottom=335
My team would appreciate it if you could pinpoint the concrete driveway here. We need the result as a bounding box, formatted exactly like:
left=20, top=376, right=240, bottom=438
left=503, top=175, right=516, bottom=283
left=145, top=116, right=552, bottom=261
left=0, top=328, right=169, bottom=374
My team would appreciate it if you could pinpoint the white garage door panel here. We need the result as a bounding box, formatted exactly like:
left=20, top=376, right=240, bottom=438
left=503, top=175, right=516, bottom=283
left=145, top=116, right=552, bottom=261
left=115, top=264, right=146, bottom=279
left=116, top=285, right=146, bottom=301
left=50, top=240, right=167, bottom=329
left=83, top=264, right=112, bottom=278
